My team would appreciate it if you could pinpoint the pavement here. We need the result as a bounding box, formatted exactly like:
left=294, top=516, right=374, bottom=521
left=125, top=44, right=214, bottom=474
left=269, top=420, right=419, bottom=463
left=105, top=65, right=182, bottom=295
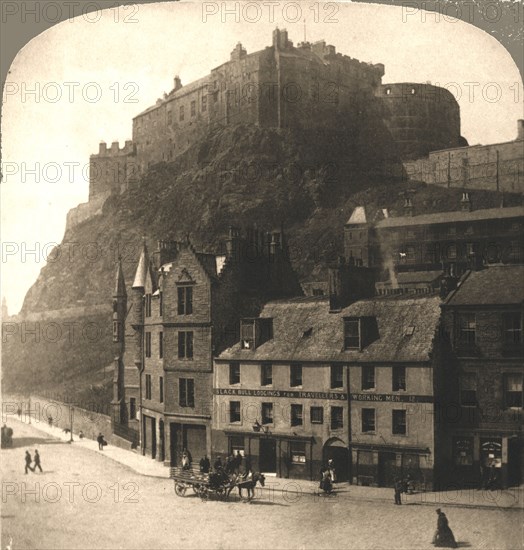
left=6, top=414, right=523, bottom=511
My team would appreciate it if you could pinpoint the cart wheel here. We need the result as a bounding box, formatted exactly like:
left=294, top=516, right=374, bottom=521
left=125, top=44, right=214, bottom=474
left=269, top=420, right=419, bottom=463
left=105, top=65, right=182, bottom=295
left=199, top=486, right=209, bottom=501
left=174, top=483, right=187, bottom=497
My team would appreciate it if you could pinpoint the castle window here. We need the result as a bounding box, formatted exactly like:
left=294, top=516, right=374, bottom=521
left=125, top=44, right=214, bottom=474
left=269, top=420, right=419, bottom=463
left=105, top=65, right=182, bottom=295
left=330, top=365, right=344, bottom=389
left=344, top=318, right=361, bottom=350
left=290, top=364, right=302, bottom=387
left=290, top=442, right=306, bottom=464
left=458, top=313, right=476, bottom=345
left=261, top=362, right=272, bottom=386
left=229, top=401, right=241, bottom=423
left=392, top=410, right=407, bottom=435
left=460, top=373, right=477, bottom=407
left=202, top=95, right=207, bottom=112
left=385, top=88, right=391, bottom=95
left=159, top=332, right=163, bottom=359
left=362, top=366, right=375, bottom=391
left=229, top=362, right=240, bottom=385
left=310, top=406, right=324, bottom=424
left=190, top=100, right=196, bottom=117
left=330, top=407, right=343, bottom=430
left=145, top=374, right=152, bottom=400
left=261, top=403, right=273, bottom=425
left=362, top=408, right=376, bottom=432
left=504, top=313, right=522, bottom=345
left=177, top=286, right=193, bottom=315
left=290, top=404, right=303, bottom=427
left=179, top=378, right=195, bottom=408
left=178, top=331, right=193, bottom=359
left=179, top=105, right=185, bottom=121
left=159, top=376, right=164, bottom=403
left=145, top=332, right=152, bottom=358
left=504, top=374, right=523, bottom=409
left=130, top=398, right=136, bottom=420
left=167, top=110, right=172, bottom=125
left=392, top=366, right=406, bottom=391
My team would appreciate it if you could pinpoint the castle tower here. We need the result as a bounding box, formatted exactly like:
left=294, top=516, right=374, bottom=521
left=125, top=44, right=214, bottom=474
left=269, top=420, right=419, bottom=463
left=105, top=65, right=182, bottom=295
left=111, top=258, right=127, bottom=425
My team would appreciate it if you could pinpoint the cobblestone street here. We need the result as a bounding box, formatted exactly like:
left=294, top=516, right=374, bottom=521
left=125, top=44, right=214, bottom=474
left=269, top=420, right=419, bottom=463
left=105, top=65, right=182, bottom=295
left=1, top=420, right=522, bottom=549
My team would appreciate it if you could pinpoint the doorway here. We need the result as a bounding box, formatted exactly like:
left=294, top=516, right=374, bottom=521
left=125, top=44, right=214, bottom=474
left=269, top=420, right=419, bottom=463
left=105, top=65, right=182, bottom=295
left=378, top=452, right=397, bottom=487
left=259, top=438, right=277, bottom=473
left=323, top=439, right=349, bottom=482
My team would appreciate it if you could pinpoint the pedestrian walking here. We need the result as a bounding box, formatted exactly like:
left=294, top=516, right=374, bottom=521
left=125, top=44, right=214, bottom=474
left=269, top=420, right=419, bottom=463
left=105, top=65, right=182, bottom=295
left=181, top=449, right=191, bottom=470
left=33, top=449, right=42, bottom=473
left=327, top=458, right=336, bottom=483
left=48, top=416, right=53, bottom=428
left=432, top=508, right=457, bottom=548
left=394, top=477, right=403, bottom=505
left=97, top=433, right=105, bottom=450
left=78, top=430, right=84, bottom=439
left=16, top=407, right=22, bottom=419
left=24, top=451, right=33, bottom=474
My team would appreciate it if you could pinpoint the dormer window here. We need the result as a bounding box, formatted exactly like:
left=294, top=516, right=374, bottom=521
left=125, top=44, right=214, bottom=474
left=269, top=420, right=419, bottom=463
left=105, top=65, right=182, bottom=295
left=344, top=318, right=361, bottom=350
left=240, top=318, right=273, bottom=350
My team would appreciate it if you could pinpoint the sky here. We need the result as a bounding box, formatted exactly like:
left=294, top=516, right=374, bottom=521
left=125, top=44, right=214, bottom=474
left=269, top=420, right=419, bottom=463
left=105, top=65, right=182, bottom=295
left=1, top=1, right=522, bottom=315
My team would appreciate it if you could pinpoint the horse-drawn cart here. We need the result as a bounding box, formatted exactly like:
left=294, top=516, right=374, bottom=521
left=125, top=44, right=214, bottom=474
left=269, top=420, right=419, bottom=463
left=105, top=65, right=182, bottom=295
left=169, top=467, right=235, bottom=501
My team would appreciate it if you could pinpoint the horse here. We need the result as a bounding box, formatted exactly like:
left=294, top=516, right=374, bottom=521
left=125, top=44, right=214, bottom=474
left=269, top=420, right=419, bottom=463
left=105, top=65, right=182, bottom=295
left=229, top=472, right=265, bottom=501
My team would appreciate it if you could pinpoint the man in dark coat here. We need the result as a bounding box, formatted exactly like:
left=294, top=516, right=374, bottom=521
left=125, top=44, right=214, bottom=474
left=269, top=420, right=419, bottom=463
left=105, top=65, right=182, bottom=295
left=394, top=477, right=403, bottom=505
left=97, top=433, right=104, bottom=450
left=432, top=508, right=458, bottom=548
left=33, top=450, right=42, bottom=473
left=199, top=455, right=210, bottom=474
left=24, top=451, right=33, bottom=474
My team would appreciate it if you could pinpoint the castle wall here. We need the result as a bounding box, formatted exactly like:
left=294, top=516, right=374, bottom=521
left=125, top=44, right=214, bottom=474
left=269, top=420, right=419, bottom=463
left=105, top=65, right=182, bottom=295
left=378, top=83, right=463, bottom=160
left=404, top=137, right=524, bottom=193
left=89, top=141, right=136, bottom=200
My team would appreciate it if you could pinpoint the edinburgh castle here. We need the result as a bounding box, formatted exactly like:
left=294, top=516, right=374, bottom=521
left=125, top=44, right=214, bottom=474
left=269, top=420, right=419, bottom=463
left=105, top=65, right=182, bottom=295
left=67, top=28, right=522, bottom=229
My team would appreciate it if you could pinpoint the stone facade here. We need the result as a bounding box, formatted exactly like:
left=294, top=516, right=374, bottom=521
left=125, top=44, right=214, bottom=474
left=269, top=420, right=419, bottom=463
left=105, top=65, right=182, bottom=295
left=343, top=203, right=524, bottom=285
left=111, top=226, right=302, bottom=466
left=439, top=265, right=524, bottom=489
left=402, top=120, right=524, bottom=193
left=378, top=83, right=465, bottom=160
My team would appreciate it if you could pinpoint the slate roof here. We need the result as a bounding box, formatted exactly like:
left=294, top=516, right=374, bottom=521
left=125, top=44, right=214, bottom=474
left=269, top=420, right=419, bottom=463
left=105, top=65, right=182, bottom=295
left=219, top=294, right=442, bottom=364
left=375, top=206, right=524, bottom=229
left=444, top=265, right=524, bottom=306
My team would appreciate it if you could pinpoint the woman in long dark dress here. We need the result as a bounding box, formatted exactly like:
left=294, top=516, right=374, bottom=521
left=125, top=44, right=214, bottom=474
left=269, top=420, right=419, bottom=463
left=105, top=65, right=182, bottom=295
left=432, top=508, right=458, bottom=548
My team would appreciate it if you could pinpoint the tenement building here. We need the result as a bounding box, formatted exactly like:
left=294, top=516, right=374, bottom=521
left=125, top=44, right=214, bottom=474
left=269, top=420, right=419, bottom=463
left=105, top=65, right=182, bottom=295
left=440, top=265, right=524, bottom=488
left=344, top=201, right=524, bottom=288
left=111, top=226, right=302, bottom=466
left=213, top=262, right=444, bottom=488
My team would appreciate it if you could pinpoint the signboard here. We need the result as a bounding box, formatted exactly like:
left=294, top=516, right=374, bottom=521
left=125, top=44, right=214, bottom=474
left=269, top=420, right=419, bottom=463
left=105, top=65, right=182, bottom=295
left=350, top=393, right=433, bottom=403
left=214, top=388, right=347, bottom=400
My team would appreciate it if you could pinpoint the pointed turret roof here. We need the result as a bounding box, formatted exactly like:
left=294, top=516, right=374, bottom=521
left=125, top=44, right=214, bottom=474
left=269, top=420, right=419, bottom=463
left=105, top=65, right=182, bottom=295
left=346, top=206, right=368, bottom=225
left=132, top=240, right=150, bottom=289
left=114, top=257, right=127, bottom=297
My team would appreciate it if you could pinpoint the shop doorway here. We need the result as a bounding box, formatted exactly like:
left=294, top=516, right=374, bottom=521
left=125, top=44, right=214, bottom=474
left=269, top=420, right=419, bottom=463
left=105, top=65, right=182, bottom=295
left=378, top=452, right=397, bottom=487
left=323, top=438, right=349, bottom=482
left=259, top=438, right=277, bottom=473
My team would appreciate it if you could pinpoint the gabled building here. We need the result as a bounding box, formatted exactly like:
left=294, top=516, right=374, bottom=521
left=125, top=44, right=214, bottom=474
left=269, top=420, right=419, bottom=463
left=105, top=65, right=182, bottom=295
left=213, top=263, right=445, bottom=488
left=111, top=227, right=302, bottom=466
left=344, top=202, right=524, bottom=276
left=440, top=265, right=524, bottom=488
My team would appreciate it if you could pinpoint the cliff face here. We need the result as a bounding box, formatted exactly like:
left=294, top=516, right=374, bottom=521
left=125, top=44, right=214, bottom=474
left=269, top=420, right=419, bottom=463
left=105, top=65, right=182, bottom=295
left=3, top=124, right=520, bottom=397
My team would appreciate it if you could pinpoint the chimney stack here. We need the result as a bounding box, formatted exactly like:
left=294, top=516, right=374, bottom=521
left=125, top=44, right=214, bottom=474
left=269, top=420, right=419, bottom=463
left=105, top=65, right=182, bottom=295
left=174, top=75, right=182, bottom=92
left=328, top=257, right=375, bottom=312
left=225, top=226, right=241, bottom=262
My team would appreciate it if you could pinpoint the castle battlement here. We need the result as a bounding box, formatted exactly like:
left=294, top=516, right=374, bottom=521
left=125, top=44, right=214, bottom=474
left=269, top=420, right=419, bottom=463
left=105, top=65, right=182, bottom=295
left=94, top=140, right=135, bottom=157
left=86, top=28, right=470, bottom=208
